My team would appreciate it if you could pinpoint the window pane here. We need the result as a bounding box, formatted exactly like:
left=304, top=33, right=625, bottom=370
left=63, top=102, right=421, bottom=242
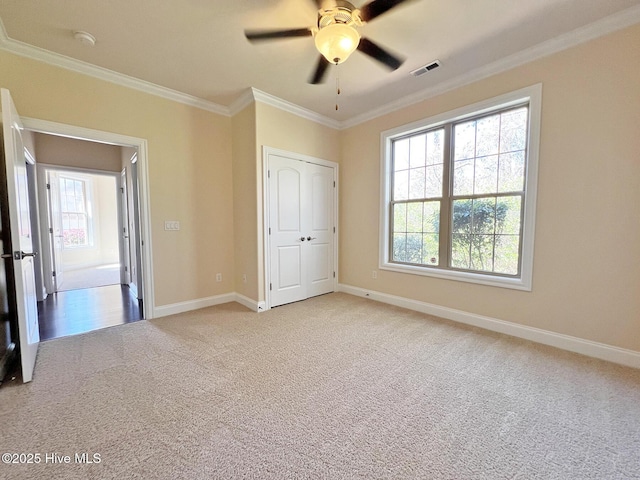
left=406, top=202, right=423, bottom=232
left=425, top=165, right=443, bottom=198
left=394, top=170, right=409, bottom=200
left=452, top=199, right=472, bottom=233
left=469, top=234, right=494, bottom=272
left=426, top=129, right=444, bottom=166
left=500, top=107, right=528, bottom=153
left=393, top=203, right=407, bottom=233
left=406, top=233, right=422, bottom=263
left=451, top=233, right=471, bottom=269
left=453, top=159, right=473, bottom=196
left=494, top=235, right=520, bottom=274
left=471, top=198, right=496, bottom=234
left=422, top=201, right=440, bottom=234
left=476, top=114, right=500, bottom=157
left=394, top=138, right=410, bottom=170
left=454, top=121, right=475, bottom=160
left=498, top=152, right=525, bottom=193
left=393, top=233, right=407, bottom=262
left=497, top=196, right=522, bottom=235
left=474, top=155, right=499, bottom=195
left=409, top=135, right=426, bottom=168
left=422, top=234, right=439, bottom=265
left=409, top=168, right=425, bottom=199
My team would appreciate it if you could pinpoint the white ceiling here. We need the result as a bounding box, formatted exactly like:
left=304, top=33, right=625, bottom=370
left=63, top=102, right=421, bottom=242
left=1, top=0, right=639, bottom=124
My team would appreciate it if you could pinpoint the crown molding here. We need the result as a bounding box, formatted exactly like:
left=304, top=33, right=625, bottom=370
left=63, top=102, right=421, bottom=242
left=0, top=18, right=229, bottom=116
left=250, top=88, right=341, bottom=130
left=1, top=5, right=639, bottom=130
left=342, top=4, right=640, bottom=129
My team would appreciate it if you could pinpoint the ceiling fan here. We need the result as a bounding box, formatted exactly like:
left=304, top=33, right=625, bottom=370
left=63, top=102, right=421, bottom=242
left=244, top=0, right=411, bottom=84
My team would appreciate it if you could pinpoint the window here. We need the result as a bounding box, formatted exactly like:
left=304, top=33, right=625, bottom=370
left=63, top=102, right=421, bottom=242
left=59, top=176, right=91, bottom=248
left=380, top=85, right=541, bottom=290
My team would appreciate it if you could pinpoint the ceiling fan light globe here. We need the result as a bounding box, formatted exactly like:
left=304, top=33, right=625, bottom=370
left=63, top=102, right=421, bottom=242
left=314, top=23, right=360, bottom=64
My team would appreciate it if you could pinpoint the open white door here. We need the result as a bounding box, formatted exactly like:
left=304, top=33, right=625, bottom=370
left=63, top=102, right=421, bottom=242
left=1, top=88, right=39, bottom=382
left=120, top=169, right=131, bottom=285
left=46, top=170, right=64, bottom=291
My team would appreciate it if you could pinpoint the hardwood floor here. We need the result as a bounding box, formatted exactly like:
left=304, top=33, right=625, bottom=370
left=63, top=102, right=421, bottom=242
left=38, top=285, right=143, bottom=341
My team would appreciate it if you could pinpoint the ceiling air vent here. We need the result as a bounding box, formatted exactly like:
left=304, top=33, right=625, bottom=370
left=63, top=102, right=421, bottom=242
left=410, top=60, right=441, bottom=77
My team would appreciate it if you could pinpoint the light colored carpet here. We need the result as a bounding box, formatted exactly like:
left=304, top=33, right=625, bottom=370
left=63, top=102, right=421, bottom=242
left=58, top=264, right=121, bottom=291
left=1, top=293, right=639, bottom=479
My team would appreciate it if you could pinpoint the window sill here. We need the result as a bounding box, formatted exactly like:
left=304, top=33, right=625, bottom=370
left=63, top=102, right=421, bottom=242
left=379, top=262, right=532, bottom=291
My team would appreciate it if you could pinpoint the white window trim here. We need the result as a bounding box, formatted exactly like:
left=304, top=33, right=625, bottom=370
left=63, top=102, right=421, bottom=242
left=379, top=84, right=542, bottom=291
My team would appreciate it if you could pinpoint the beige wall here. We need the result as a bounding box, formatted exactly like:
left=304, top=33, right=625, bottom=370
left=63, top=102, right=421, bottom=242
left=254, top=102, right=341, bottom=301
left=232, top=104, right=258, bottom=299
left=0, top=49, right=234, bottom=308
left=34, top=133, right=122, bottom=172
left=340, top=24, right=640, bottom=352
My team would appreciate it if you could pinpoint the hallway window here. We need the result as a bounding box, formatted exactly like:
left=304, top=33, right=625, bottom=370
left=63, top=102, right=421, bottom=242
left=60, top=176, right=91, bottom=248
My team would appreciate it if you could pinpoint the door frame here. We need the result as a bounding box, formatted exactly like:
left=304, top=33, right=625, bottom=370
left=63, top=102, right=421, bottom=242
left=22, top=117, right=156, bottom=319
left=262, top=146, right=339, bottom=311
left=38, top=164, right=122, bottom=293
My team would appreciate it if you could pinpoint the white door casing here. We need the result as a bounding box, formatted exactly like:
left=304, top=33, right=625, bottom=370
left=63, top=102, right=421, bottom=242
left=266, top=149, right=336, bottom=308
left=1, top=88, right=39, bottom=382
left=21, top=117, right=154, bottom=318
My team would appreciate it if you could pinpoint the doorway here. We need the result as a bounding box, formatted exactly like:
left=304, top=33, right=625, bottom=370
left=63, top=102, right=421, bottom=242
left=21, top=118, right=155, bottom=330
left=42, top=168, right=121, bottom=292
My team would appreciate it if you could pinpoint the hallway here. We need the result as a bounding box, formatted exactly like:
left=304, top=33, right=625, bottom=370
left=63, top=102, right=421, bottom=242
left=38, top=285, right=143, bottom=341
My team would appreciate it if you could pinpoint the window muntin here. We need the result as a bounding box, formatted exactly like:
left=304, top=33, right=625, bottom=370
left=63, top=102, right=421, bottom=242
left=383, top=86, right=541, bottom=290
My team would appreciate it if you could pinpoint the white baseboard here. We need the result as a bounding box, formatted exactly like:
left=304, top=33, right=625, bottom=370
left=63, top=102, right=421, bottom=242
left=235, top=293, right=262, bottom=312
left=153, top=293, right=237, bottom=318
left=153, top=292, right=265, bottom=317
left=337, top=284, right=640, bottom=369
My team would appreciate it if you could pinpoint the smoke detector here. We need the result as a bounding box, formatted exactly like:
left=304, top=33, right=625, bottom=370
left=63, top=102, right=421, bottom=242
left=73, top=31, right=96, bottom=47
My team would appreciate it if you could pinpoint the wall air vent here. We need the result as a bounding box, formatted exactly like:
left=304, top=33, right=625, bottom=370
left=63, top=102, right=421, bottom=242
left=410, top=60, right=441, bottom=77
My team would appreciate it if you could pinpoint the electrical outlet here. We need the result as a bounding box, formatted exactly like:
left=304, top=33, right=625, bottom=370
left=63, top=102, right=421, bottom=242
left=242, top=274, right=247, bottom=284
left=164, top=221, right=180, bottom=231
left=216, top=273, right=222, bottom=282
left=372, top=270, right=377, bottom=279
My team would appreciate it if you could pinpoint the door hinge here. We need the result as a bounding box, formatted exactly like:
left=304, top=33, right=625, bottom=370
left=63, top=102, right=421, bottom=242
left=120, top=187, right=124, bottom=193
left=125, top=266, right=128, bottom=272
left=333, top=272, right=336, bottom=278
left=268, top=227, right=271, bottom=235
left=333, top=227, right=336, bottom=233
left=52, top=271, right=56, bottom=277
left=270, top=283, right=272, bottom=291
left=333, top=181, right=335, bottom=188
left=268, top=170, right=271, bottom=178
left=46, top=183, right=51, bottom=190
left=49, top=227, right=53, bottom=234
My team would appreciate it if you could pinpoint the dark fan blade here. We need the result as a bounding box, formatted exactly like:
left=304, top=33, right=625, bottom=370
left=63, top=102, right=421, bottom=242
left=309, top=56, right=331, bottom=84
left=244, top=28, right=312, bottom=42
left=359, top=0, right=411, bottom=22
left=357, top=37, right=404, bottom=70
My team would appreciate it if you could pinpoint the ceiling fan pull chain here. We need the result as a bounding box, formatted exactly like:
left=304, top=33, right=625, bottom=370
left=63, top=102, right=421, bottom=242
left=335, top=67, right=341, bottom=111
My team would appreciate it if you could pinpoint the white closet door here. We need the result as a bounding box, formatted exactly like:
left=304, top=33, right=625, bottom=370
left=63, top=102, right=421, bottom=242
left=306, top=162, right=334, bottom=298
left=268, top=153, right=335, bottom=308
